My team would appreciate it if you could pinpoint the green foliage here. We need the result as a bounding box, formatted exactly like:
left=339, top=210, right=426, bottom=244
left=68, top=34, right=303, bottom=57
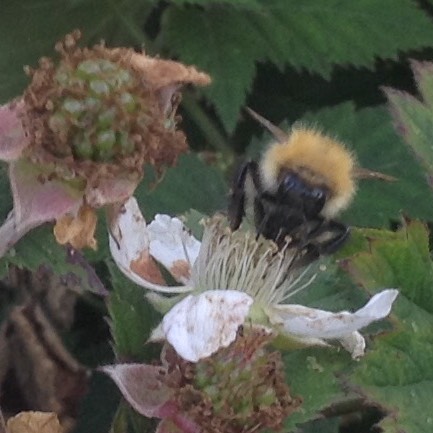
left=73, top=373, right=121, bottom=433
left=107, top=262, right=161, bottom=362
left=284, top=348, right=351, bottom=430
left=2, top=0, right=433, bottom=134
left=135, top=153, right=227, bottom=219
left=161, top=0, right=433, bottom=131
left=345, top=221, right=433, bottom=308
left=0, top=225, right=107, bottom=294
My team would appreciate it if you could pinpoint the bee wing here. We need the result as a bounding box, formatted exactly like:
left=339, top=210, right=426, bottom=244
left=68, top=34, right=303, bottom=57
left=245, top=107, right=289, bottom=144
left=353, top=167, right=397, bottom=182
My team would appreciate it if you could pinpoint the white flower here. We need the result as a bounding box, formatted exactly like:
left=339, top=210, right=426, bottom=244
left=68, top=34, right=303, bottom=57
left=161, top=290, right=253, bottom=362
left=110, top=197, right=399, bottom=362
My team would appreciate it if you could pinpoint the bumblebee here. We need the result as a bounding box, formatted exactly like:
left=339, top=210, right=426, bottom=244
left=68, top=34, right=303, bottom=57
left=229, top=109, right=390, bottom=265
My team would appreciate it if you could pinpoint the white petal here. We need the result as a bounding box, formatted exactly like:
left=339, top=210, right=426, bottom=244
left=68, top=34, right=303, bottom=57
left=109, top=197, right=191, bottom=293
left=339, top=332, right=366, bottom=359
left=148, top=214, right=201, bottom=284
left=109, top=197, right=148, bottom=267
left=162, top=290, right=253, bottom=362
left=149, top=323, right=165, bottom=342
left=268, top=289, right=398, bottom=339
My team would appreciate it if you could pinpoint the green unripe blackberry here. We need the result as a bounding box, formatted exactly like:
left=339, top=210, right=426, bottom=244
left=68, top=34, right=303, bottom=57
left=22, top=30, right=209, bottom=189
left=172, top=329, right=301, bottom=433
left=48, top=57, right=146, bottom=162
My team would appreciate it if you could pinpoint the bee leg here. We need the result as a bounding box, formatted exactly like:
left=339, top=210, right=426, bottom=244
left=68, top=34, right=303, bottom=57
left=285, top=214, right=317, bottom=248
left=228, top=161, right=260, bottom=230
left=254, top=202, right=268, bottom=241
left=311, top=220, right=350, bottom=255
left=291, top=244, right=321, bottom=268
left=289, top=219, right=349, bottom=267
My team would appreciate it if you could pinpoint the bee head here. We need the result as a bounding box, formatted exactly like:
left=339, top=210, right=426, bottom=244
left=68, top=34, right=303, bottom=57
left=261, top=127, right=356, bottom=219
left=277, top=170, right=327, bottom=217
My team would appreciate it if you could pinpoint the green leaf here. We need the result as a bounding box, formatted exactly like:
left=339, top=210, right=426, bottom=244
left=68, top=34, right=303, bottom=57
left=109, top=403, right=130, bottom=433
left=161, top=0, right=433, bottom=131
left=344, top=221, right=433, bottom=312
left=160, top=6, right=263, bottom=132
left=73, top=372, right=120, bottom=433
left=181, top=208, right=207, bottom=239
left=107, top=261, right=161, bottom=362
left=284, top=348, right=354, bottom=431
left=136, top=153, right=228, bottom=219
left=353, top=326, right=433, bottom=433
left=254, top=0, right=433, bottom=73
left=385, top=61, right=433, bottom=182
left=342, top=220, right=433, bottom=433
left=0, top=225, right=107, bottom=294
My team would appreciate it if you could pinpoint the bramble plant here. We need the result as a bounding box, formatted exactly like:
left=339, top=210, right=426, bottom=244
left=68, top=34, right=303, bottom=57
left=1, top=2, right=433, bottom=433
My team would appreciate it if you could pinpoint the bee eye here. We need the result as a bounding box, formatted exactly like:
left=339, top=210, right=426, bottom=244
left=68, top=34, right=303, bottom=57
left=310, top=187, right=325, bottom=200
left=283, top=174, right=300, bottom=191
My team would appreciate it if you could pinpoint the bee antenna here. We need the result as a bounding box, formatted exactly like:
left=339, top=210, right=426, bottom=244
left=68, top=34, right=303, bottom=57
left=245, top=107, right=289, bottom=143
left=353, top=167, right=397, bottom=182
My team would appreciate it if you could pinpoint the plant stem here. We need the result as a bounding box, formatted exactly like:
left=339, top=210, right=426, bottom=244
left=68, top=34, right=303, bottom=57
left=181, top=94, right=232, bottom=156
left=0, top=211, right=37, bottom=259
left=108, top=0, right=153, bottom=48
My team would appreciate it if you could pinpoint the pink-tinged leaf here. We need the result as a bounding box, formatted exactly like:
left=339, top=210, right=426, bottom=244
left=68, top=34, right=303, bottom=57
left=0, top=160, right=82, bottom=257
left=156, top=416, right=201, bottom=433
left=85, top=176, right=139, bottom=208
left=410, top=60, right=433, bottom=108
left=10, top=160, right=82, bottom=226
left=0, top=99, right=28, bottom=162
left=156, top=419, right=183, bottom=433
left=101, top=364, right=175, bottom=418
left=384, top=87, right=426, bottom=142
left=384, top=63, right=433, bottom=181
left=65, top=246, right=109, bottom=296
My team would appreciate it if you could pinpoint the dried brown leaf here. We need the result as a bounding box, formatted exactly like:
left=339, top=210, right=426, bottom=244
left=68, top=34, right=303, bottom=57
left=6, top=411, right=63, bottom=433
